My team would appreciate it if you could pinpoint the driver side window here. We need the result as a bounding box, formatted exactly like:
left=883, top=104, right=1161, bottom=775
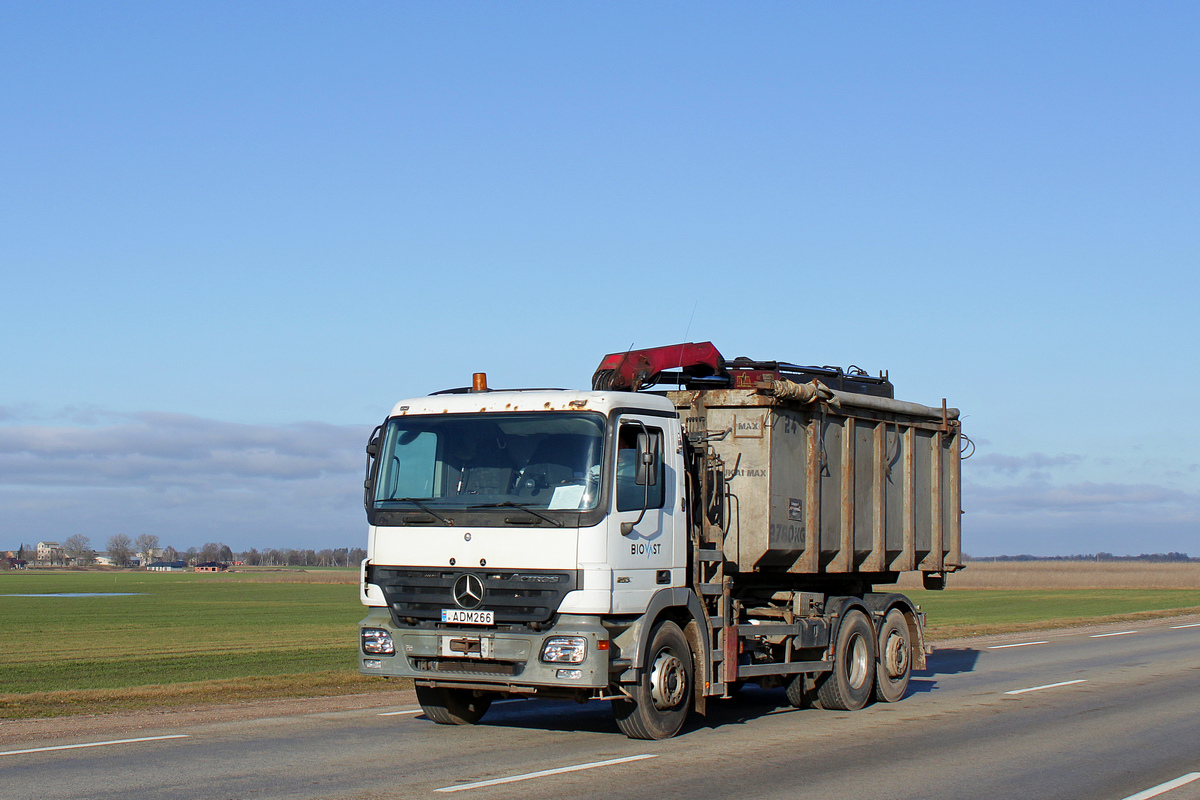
left=615, top=423, right=664, bottom=512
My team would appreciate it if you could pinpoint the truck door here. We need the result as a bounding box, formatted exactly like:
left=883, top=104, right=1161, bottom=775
left=608, top=414, right=677, bottom=612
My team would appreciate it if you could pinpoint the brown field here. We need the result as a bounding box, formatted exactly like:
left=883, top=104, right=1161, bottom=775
left=895, top=560, right=1200, bottom=590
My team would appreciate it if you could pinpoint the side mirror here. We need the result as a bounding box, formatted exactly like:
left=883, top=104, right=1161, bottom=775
left=634, top=432, right=658, bottom=486
left=364, top=425, right=383, bottom=509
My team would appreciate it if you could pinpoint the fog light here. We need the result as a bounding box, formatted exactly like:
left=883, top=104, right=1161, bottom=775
left=363, top=659, right=383, bottom=669
left=541, top=636, right=587, bottom=663
left=361, top=628, right=395, bottom=655
left=556, top=669, right=583, bottom=679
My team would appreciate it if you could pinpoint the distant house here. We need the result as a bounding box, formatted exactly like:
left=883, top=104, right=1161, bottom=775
left=37, top=541, right=62, bottom=564
left=147, top=560, right=187, bottom=572
left=2, top=558, right=28, bottom=570
left=194, top=561, right=229, bottom=572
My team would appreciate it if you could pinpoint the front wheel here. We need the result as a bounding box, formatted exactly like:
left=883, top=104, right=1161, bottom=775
left=612, top=620, right=693, bottom=740
left=815, top=609, right=876, bottom=711
left=416, top=686, right=492, bottom=725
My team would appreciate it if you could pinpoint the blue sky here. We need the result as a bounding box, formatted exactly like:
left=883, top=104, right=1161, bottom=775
left=2, top=3, right=1198, bottom=556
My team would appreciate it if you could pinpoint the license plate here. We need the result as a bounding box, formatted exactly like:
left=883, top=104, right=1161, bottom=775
left=441, top=608, right=495, bottom=625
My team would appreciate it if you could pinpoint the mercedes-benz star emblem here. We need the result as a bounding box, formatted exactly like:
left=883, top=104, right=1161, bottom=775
left=452, top=574, right=484, bottom=610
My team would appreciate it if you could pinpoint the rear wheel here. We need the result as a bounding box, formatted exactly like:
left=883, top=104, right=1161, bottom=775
left=612, top=620, right=693, bottom=739
left=416, top=686, right=492, bottom=725
left=874, top=609, right=912, bottom=703
left=815, top=609, right=876, bottom=711
left=784, top=674, right=811, bottom=708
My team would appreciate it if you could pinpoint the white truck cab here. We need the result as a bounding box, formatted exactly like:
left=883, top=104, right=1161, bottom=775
left=359, top=387, right=692, bottom=721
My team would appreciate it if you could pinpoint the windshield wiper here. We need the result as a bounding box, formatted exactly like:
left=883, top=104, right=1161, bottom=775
left=389, top=497, right=454, bottom=526
left=469, top=501, right=564, bottom=527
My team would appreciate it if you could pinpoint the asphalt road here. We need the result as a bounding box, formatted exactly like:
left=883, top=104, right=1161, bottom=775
left=3, top=616, right=1198, bottom=800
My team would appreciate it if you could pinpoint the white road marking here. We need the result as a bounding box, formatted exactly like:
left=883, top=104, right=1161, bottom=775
left=1091, top=630, right=1138, bottom=638
left=1169, top=623, right=1200, bottom=629
left=988, top=641, right=1049, bottom=649
left=434, top=754, right=658, bottom=793
left=1004, top=679, right=1087, bottom=696
left=0, top=735, right=189, bottom=757
left=1120, top=772, right=1200, bottom=800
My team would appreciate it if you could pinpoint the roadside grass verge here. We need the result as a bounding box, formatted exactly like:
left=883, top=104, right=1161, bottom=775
left=0, top=572, right=361, bottom=692
left=0, top=672, right=412, bottom=720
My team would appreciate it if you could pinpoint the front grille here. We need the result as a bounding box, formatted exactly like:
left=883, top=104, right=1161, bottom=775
left=369, top=567, right=578, bottom=626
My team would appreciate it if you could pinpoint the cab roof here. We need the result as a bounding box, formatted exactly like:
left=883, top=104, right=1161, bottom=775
left=388, top=389, right=675, bottom=418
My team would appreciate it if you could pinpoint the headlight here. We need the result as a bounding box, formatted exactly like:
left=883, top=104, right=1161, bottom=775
left=361, top=628, right=395, bottom=655
left=541, top=636, right=587, bottom=664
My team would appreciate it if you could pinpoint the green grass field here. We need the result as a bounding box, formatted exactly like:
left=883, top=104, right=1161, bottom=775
left=2, top=569, right=1198, bottom=719
left=0, top=569, right=380, bottom=718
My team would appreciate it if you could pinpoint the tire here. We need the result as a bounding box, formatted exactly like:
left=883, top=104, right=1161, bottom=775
left=612, top=620, right=693, bottom=740
left=815, top=609, right=876, bottom=711
left=416, top=685, right=492, bottom=725
left=874, top=609, right=912, bottom=703
left=784, top=674, right=810, bottom=708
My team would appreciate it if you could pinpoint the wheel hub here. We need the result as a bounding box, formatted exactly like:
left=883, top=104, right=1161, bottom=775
left=883, top=631, right=908, bottom=678
left=847, top=634, right=869, bottom=689
left=649, top=648, right=686, bottom=710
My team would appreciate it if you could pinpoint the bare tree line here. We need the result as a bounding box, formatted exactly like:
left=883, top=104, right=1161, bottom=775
left=30, top=534, right=365, bottom=568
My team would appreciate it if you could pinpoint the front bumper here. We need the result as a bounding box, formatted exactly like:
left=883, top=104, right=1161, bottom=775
left=358, top=608, right=610, bottom=691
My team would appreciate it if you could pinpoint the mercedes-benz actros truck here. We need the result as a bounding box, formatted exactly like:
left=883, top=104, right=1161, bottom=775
left=358, top=342, right=963, bottom=739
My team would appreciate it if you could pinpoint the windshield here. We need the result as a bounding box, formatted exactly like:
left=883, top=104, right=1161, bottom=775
left=373, top=412, right=605, bottom=512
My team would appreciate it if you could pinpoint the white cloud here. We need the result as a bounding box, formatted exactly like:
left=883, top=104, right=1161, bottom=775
left=969, top=452, right=1083, bottom=475
left=958, top=447, right=1200, bottom=554
left=0, top=412, right=369, bottom=550
left=963, top=476, right=1200, bottom=556
left=968, top=480, right=1196, bottom=514
left=0, top=412, right=363, bottom=486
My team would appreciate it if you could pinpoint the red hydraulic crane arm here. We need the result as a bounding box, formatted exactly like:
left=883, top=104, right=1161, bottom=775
left=592, top=342, right=726, bottom=391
